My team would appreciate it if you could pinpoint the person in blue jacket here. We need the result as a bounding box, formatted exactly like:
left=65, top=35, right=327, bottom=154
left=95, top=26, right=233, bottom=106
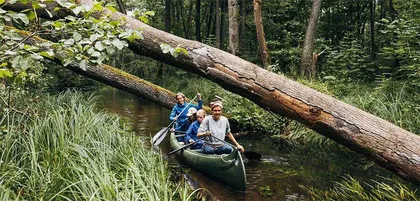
left=169, top=92, right=202, bottom=132
left=184, top=109, right=206, bottom=149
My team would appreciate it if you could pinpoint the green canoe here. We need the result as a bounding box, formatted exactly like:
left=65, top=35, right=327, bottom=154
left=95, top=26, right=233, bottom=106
left=169, top=132, right=246, bottom=191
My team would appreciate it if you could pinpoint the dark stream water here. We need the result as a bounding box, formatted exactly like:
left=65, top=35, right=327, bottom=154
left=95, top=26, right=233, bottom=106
left=97, top=87, right=400, bottom=201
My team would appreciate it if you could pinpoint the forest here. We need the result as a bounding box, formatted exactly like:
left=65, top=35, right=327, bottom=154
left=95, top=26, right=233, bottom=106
left=0, top=0, right=419, bottom=200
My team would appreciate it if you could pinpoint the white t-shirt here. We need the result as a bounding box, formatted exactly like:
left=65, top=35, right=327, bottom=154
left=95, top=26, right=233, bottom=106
left=198, top=115, right=231, bottom=146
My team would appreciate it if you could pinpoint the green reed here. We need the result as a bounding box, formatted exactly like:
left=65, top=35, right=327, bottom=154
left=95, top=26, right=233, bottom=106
left=304, top=176, right=419, bottom=201
left=0, top=91, right=195, bottom=200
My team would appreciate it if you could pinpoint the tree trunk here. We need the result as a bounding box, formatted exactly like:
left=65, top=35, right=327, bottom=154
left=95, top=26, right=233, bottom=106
left=228, top=0, right=239, bottom=55
left=220, top=0, right=227, bottom=50
left=215, top=0, right=221, bottom=48
left=165, top=0, right=171, bottom=32
left=253, top=0, right=270, bottom=69
left=115, top=0, right=126, bottom=15
left=195, top=0, right=201, bottom=41
left=206, top=0, right=214, bottom=40
left=4, top=1, right=420, bottom=184
left=239, top=0, right=246, bottom=46
left=370, top=0, right=377, bottom=58
left=187, top=0, right=194, bottom=39
left=299, top=0, right=322, bottom=78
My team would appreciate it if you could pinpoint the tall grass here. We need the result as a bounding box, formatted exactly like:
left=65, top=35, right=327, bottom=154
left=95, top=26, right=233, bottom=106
left=0, top=91, right=195, bottom=200
left=304, top=176, right=419, bottom=201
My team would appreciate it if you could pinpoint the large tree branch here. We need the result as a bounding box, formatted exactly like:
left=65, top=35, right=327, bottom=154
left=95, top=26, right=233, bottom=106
left=2, top=2, right=420, bottom=184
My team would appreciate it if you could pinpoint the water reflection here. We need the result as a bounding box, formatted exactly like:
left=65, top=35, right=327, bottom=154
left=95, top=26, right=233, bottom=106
left=96, top=87, right=402, bottom=201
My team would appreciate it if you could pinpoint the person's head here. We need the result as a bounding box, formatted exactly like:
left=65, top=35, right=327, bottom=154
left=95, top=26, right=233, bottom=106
left=196, top=109, right=206, bottom=123
left=210, top=101, right=223, bottom=120
left=187, top=107, right=198, bottom=122
left=175, top=92, right=185, bottom=105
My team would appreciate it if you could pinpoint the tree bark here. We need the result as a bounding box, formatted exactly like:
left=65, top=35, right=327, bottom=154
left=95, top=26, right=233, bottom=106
left=3, top=1, right=420, bottom=184
left=228, top=0, right=239, bottom=55
left=253, top=0, right=270, bottom=69
left=239, top=0, right=246, bottom=45
left=206, top=0, right=214, bottom=40
left=115, top=0, right=126, bottom=15
left=299, top=0, right=322, bottom=78
left=195, top=0, right=201, bottom=41
left=165, top=0, right=171, bottom=32
left=215, top=0, right=221, bottom=48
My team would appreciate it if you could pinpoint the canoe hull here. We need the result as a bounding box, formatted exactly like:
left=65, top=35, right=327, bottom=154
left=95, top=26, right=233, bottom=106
left=169, top=132, right=246, bottom=191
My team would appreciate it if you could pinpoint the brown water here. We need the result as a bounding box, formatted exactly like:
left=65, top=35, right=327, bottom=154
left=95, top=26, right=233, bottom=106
left=97, top=87, right=401, bottom=201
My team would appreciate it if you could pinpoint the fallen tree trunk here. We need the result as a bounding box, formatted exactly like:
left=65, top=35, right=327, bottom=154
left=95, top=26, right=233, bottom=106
left=3, top=2, right=420, bottom=183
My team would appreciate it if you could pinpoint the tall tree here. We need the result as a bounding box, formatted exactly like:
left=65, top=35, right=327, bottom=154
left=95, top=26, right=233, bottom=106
left=228, top=0, right=239, bottom=55
left=299, top=0, right=322, bottom=78
left=195, top=0, right=201, bottom=41
left=370, top=0, right=377, bottom=58
left=253, top=0, right=270, bottom=68
left=205, top=0, right=214, bottom=40
left=239, top=0, right=246, bottom=44
left=220, top=0, right=227, bottom=50
left=165, top=0, right=171, bottom=32
left=115, top=0, right=126, bottom=15
left=215, top=0, right=221, bottom=48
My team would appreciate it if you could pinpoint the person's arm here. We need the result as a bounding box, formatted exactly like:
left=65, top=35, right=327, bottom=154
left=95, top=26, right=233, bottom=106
left=169, top=106, right=177, bottom=121
left=226, top=132, right=245, bottom=152
left=196, top=93, right=202, bottom=109
left=184, top=125, right=194, bottom=143
left=197, top=118, right=210, bottom=137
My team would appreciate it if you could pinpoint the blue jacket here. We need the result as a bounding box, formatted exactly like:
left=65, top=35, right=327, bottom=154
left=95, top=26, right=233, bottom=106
left=169, top=100, right=202, bottom=131
left=184, top=121, right=204, bottom=149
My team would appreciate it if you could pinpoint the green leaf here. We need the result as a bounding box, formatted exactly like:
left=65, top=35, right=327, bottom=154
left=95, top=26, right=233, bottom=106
left=94, top=41, right=105, bottom=51
left=0, top=69, right=13, bottom=78
left=40, top=51, right=55, bottom=59
left=105, top=3, right=117, bottom=13
left=64, top=39, right=75, bottom=45
left=144, top=11, right=155, bottom=17
left=90, top=34, right=98, bottom=42
left=160, top=43, right=172, bottom=54
left=90, top=51, right=101, bottom=57
left=175, top=47, right=188, bottom=56
left=12, top=13, right=29, bottom=24
left=93, top=2, right=103, bottom=11
left=26, top=11, right=37, bottom=21
left=112, top=39, right=125, bottom=50
left=0, top=0, right=5, bottom=5
left=73, top=32, right=82, bottom=42
left=139, top=16, right=148, bottom=24
left=79, top=59, right=87, bottom=71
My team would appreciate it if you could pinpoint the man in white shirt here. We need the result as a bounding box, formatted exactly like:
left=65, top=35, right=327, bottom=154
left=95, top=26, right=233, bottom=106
left=197, top=101, right=244, bottom=154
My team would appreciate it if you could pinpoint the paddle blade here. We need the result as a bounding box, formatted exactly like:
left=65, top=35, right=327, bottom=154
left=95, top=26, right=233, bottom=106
left=244, top=151, right=262, bottom=160
left=151, top=127, right=169, bottom=146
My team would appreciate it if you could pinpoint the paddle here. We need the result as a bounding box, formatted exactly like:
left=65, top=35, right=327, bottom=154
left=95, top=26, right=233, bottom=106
left=210, top=135, right=262, bottom=160
left=168, top=139, right=203, bottom=155
left=151, top=95, right=197, bottom=146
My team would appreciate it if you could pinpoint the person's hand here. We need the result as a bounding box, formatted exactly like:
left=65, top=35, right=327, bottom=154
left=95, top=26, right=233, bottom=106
left=189, top=139, right=194, bottom=144
left=237, top=145, right=245, bottom=153
left=205, top=131, right=212, bottom=136
left=196, top=93, right=201, bottom=100
left=173, top=116, right=178, bottom=121
left=170, top=128, right=175, bottom=132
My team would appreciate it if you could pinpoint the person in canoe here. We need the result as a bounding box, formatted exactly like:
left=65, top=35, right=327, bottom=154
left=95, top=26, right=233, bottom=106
left=198, top=101, right=245, bottom=154
left=184, top=109, right=206, bottom=149
left=169, top=92, right=202, bottom=139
